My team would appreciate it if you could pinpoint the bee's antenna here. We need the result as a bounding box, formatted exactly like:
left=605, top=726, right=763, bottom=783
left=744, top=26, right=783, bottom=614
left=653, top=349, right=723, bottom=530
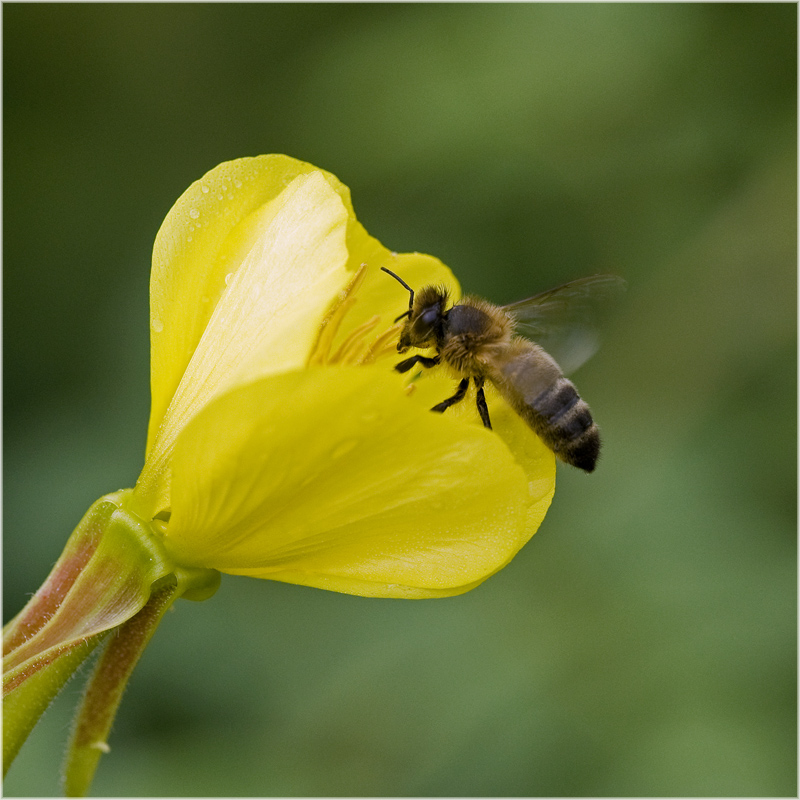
left=381, top=267, right=415, bottom=322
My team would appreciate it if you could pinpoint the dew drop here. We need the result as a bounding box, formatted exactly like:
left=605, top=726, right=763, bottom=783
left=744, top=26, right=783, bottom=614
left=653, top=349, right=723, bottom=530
left=151, top=318, right=164, bottom=333
left=188, top=208, right=200, bottom=220
left=225, top=272, right=235, bottom=286
left=201, top=185, right=210, bottom=194
left=234, top=179, right=242, bottom=188
left=187, top=235, right=193, bottom=242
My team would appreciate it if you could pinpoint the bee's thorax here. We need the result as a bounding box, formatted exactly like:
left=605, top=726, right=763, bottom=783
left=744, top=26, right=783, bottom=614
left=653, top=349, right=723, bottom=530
left=438, top=297, right=513, bottom=375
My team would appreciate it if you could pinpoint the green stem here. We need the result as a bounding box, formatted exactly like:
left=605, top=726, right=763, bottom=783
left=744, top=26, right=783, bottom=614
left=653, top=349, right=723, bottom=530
left=3, top=637, right=104, bottom=773
left=62, top=582, right=180, bottom=797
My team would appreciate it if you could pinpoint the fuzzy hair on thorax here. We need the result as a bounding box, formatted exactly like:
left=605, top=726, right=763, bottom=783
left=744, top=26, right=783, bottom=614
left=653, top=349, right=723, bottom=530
left=438, top=295, right=514, bottom=376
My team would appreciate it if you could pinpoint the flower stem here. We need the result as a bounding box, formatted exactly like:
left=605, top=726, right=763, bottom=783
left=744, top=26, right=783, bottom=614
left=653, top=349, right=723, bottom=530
left=62, top=581, right=179, bottom=797
left=3, top=636, right=104, bottom=772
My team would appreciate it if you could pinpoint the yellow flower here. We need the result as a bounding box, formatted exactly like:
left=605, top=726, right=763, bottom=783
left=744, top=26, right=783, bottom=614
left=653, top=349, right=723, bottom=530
left=130, top=155, right=555, bottom=599
left=4, top=156, right=557, bottom=793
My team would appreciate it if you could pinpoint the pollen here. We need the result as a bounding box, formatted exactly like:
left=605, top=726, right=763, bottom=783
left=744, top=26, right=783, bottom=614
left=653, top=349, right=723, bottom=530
left=308, top=264, right=401, bottom=367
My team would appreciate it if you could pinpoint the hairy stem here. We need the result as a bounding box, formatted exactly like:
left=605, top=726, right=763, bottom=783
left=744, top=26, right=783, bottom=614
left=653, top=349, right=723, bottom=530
left=62, top=582, right=179, bottom=797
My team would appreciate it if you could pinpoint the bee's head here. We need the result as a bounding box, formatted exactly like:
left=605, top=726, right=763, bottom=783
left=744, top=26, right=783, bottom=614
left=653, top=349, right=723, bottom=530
left=381, top=268, right=448, bottom=353
left=399, top=286, right=449, bottom=352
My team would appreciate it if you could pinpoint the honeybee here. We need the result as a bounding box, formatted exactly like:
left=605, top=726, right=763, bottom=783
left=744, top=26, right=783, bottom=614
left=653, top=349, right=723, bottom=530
left=381, top=267, right=625, bottom=472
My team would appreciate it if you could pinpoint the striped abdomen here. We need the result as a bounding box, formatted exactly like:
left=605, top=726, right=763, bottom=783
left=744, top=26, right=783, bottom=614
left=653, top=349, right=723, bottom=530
left=527, top=378, right=600, bottom=472
left=489, top=339, right=601, bottom=472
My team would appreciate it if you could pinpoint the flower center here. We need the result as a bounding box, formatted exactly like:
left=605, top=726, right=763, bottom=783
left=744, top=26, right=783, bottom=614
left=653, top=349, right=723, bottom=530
left=308, top=264, right=400, bottom=367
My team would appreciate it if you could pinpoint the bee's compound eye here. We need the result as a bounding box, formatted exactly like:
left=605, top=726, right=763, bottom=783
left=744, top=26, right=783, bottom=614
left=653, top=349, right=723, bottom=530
left=418, top=306, right=440, bottom=330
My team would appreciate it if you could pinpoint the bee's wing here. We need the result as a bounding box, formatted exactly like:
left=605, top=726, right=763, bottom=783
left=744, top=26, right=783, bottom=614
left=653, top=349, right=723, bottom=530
left=503, top=274, right=626, bottom=374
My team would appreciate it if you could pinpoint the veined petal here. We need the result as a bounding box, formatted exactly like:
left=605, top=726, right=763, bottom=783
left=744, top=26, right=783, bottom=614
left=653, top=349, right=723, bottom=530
left=147, top=155, right=357, bottom=458
left=163, top=366, right=540, bottom=598
left=404, top=369, right=556, bottom=532
left=137, top=170, right=352, bottom=517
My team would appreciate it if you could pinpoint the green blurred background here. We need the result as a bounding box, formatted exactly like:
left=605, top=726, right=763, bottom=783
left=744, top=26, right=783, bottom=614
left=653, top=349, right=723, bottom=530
left=4, top=4, right=796, bottom=796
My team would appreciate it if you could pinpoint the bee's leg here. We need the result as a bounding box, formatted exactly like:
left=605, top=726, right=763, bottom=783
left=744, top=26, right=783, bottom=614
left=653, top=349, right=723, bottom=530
left=431, top=378, right=470, bottom=414
left=474, top=377, right=492, bottom=430
left=394, top=354, right=440, bottom=374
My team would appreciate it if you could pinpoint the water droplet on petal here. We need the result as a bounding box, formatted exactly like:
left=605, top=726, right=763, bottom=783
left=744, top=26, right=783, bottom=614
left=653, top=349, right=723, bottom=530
left=234, top=179, right=242, bottom=188
left=225, top=272, right=234, bottom=286
left=151, top=318, right=164, bottom=333
left=189, top=208, right=200, bottom=220
left=201, top=185, right=210, bottom=194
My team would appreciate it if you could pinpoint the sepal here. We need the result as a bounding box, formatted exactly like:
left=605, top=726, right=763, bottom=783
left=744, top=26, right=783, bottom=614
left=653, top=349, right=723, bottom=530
left=2, top=490, right=220, bottom=776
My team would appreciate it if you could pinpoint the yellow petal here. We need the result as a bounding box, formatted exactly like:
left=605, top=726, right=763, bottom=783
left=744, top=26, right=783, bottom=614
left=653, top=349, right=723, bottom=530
left=137, top=168, right=352, bottom=516
left=147, top=154, right=356, bottom=458
left=163, top=366, right=544, bottom=598
left=405, top=369, right=556, bottom=532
